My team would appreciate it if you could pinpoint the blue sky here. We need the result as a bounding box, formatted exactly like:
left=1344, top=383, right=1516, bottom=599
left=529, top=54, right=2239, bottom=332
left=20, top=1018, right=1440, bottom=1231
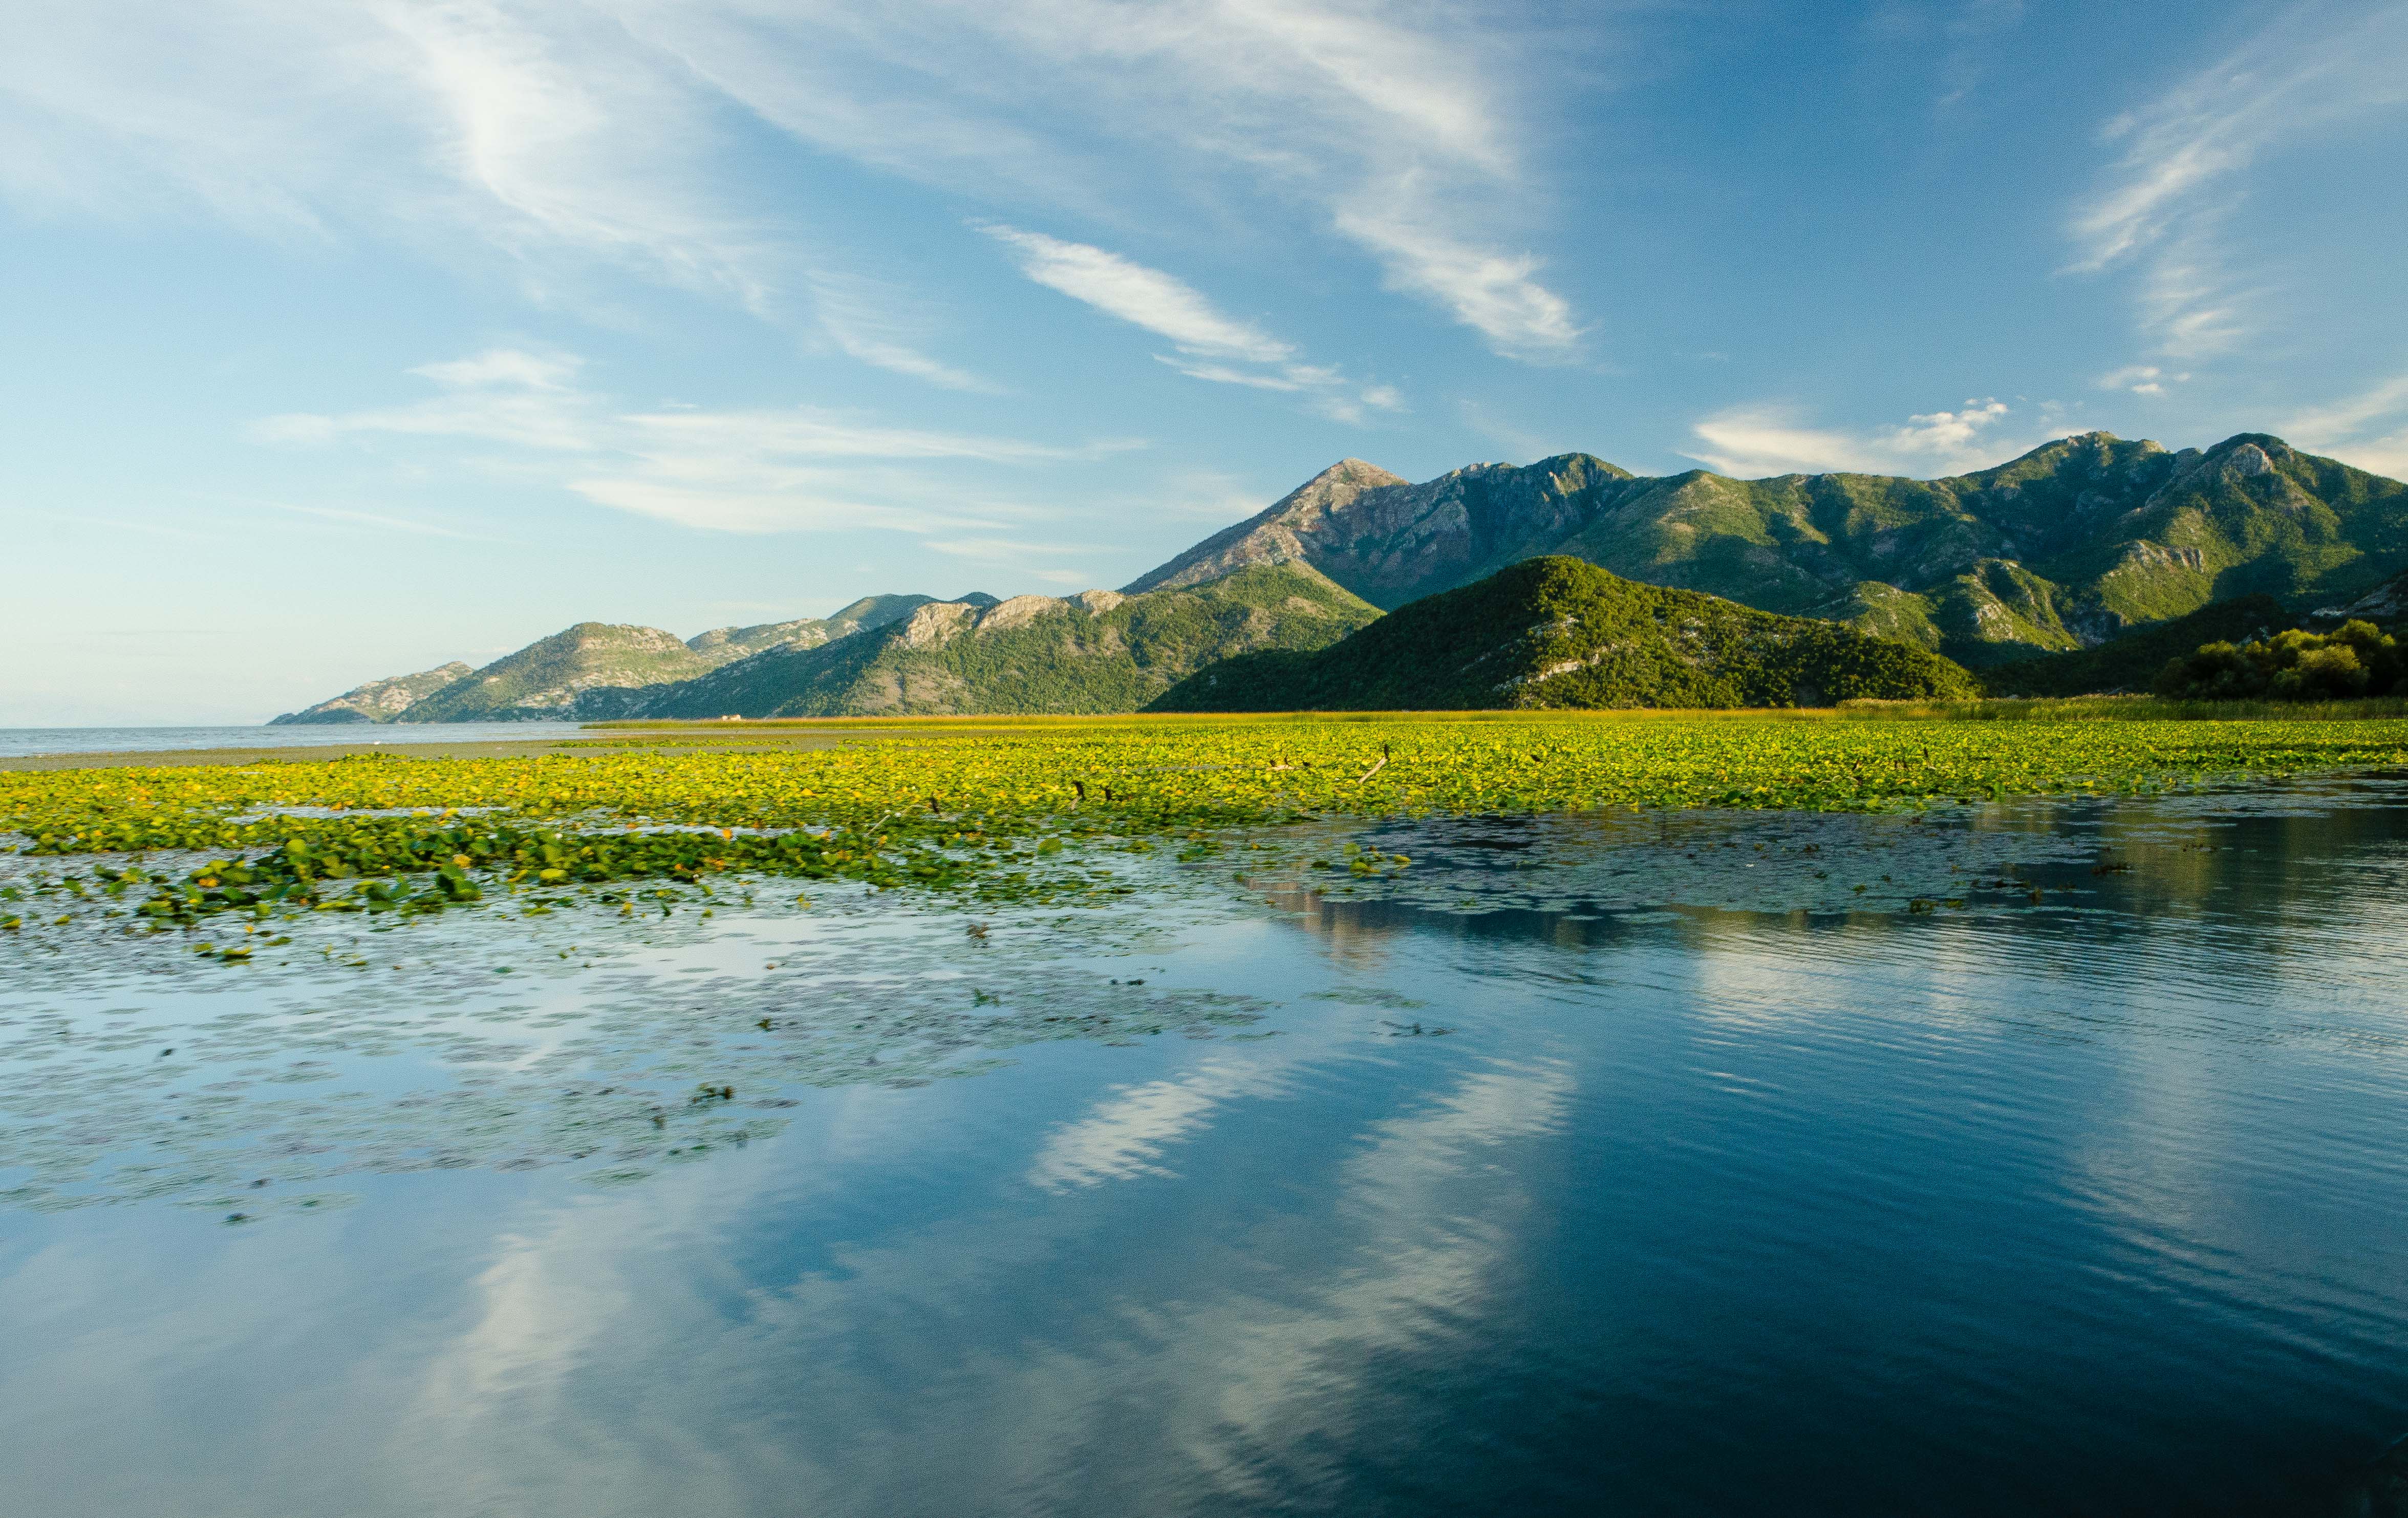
left=5, top=0, right=2406, bottom=724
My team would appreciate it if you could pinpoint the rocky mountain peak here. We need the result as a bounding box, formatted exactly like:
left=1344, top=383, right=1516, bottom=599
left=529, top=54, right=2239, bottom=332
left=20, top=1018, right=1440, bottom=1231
left=1306, top=458, right=1406, bottom=488
left=1121, top=457, right=1408, bottom=594
left=974, top=594, right=1066, bottom=636
left=897, top=601, right=980, bottom=649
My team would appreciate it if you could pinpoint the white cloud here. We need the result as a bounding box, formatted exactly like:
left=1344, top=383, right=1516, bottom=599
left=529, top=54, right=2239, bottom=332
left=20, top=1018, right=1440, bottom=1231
left=410, top=349, right=582, bottom=390
left=2068, top=4, right=2408, bottom=356
left=1688, top=411, right=1876, bottom=478
left=1882, top=398, right=2011, bottom=456
left=260, top=349, right=1138, bottom=534
left=2283, top=372, right=2408, bottom=481
left=2309, top=432, right=2408, bottom=482
left=0, top=3, right=980, bottom=391
left=1154, top=357, right=1310, bottom=392
left=1, top=0, right=1586, bottom=392
left=600, top=1, right=1585, bottom=358
left=810, top=274, right=1004, bottom=393
left=1335, top=200, right=1581, bottom=357
left=2284, top=373, right=2408, bottom=441
left=827, top=336, right=996, bottom=393
left=975, top=225, right=1407, bottom=421
left=2094, top=364, right=2178, bottom=396
left=253, top=346, right=601, bottom=453
left=1150, top=355, right=1404, bottom=423
left=981, top=223, right=1292, bottom=362
left=1688, top=398, right=2034, bottom=478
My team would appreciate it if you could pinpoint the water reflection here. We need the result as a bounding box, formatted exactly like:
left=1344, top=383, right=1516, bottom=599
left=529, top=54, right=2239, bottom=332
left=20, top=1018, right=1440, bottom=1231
left=4, top=780, right=2408, bottom=1515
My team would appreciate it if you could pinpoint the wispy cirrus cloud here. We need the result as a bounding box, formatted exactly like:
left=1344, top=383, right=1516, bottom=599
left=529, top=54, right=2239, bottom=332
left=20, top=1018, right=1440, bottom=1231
left=1333, top=199, right=1581, bottom=358
left=2067, top=2, right=2408, bottom=358
left=1687, top=398, right=2037, bottom=478
left=809, top=273, right=1005, bottom=393
left=0, top=1, right=880, bottom=367
left=0, top=0, right=1586, bottom=397
left=979, top=224, right=1292, bottom=363
left=258, top=348, right=1138, bottom=535
left=630, top=0, right=1584, bottom=358
left=2283, top=372, right=2408, bottom=481
left=984, top=224, right=1406, bottom=422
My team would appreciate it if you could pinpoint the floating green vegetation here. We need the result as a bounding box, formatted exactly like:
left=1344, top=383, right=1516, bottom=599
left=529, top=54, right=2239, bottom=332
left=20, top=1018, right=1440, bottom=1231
left=7, top=714, right=2408, bottom=927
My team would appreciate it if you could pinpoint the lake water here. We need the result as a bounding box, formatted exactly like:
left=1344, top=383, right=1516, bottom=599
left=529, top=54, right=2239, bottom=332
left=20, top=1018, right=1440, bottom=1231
left=4, top=780, right=2406, bottom=1515
left=0, top=723, right=589, bottom=759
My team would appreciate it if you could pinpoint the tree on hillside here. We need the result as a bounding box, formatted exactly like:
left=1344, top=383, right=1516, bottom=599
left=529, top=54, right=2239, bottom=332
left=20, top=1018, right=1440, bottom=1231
left=2153, top=621, right=2403, bottom=700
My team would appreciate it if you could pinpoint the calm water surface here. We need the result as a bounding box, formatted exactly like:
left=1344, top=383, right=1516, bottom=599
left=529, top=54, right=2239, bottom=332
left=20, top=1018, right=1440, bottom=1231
left=3, top=781, right=2406, bottom=1515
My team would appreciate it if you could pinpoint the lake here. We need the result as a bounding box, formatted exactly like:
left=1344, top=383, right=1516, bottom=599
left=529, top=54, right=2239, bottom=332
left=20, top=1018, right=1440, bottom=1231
left=3, top=778, right=2405, bottom=1515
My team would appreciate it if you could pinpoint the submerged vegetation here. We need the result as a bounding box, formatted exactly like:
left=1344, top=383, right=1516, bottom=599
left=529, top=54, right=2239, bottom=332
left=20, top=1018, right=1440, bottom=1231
left=10, top=712, right=2408, bottom=931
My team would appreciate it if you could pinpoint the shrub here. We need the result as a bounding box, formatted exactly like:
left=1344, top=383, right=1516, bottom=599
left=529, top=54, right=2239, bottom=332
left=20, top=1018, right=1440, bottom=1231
left=2154, top=620, right=2402, bottom=701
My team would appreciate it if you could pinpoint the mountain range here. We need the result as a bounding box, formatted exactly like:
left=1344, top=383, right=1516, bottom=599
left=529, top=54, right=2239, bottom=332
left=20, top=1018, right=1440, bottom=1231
left=272, top=430, right=2408, bottom=722
left=1130, top=432, right=2408, bottom=669
left=630, top=565, right=1376, bottom=718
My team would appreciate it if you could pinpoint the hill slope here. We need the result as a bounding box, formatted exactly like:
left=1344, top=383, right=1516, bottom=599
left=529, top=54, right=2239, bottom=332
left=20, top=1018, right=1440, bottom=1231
left=635, top=565, right=1379, bottom=718
left=1980, top=594, right=2295, bottom=697
left=270, top=662, right=475, bottom=725
left=1148, top=557, right=1975, bottom=712
left=395, top=623, right=733, bottom=722
left=277, top=593, right=947, bottom=724
left=1131, top=434, right=2408, bottom=668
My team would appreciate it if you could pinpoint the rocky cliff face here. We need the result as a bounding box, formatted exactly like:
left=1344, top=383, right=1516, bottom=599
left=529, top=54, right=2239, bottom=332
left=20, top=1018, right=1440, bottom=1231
left=1128, top=434, right=2408, bottom=667
left=1126, top=459, right=1411, bottom=592
left=268, top=662, right=475, bottom=725
left=684, top=594, right=937, bottom=661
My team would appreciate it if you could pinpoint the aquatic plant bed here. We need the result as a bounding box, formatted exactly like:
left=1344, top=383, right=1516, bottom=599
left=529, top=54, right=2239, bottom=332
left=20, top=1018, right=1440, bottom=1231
left=6, top=714, right=2408, bottom=928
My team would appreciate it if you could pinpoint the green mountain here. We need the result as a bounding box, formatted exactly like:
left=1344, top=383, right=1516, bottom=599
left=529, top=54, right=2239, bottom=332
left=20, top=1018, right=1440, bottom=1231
left=276, top=594, right=943, bottom=724
left=272, top=431, right=2407, bottom=723
left=395, top=623, right=739, bottom=722
left=1129, top=434, right=2408, bottom=668
left=1148, top=557, right=1975, bottom=712
left=634, top=565, right=1379, bottom=718
left=1980, top=594, right=2294, bottom=697
left=269, top=662, right=474, bottom=725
